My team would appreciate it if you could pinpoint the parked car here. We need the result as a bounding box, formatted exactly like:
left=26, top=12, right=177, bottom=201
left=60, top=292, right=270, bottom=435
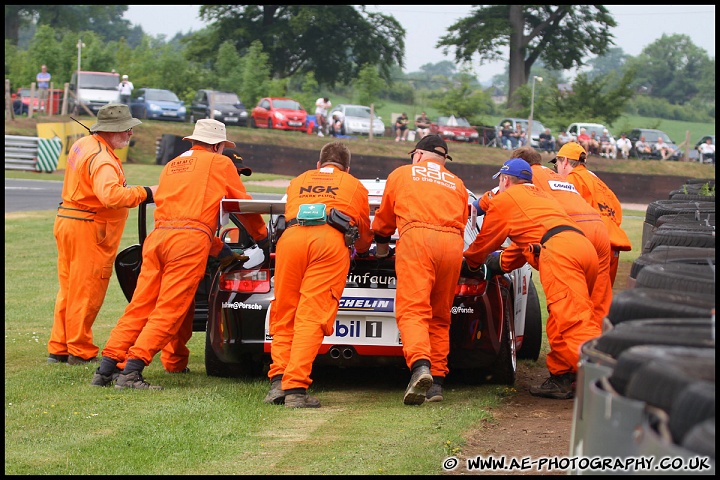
left=250, top=97, right=308, bottom=132
left=115, top=180, right=543, bottom=386
left=129, top=87, right=186, bottom=122
left=566, top=122, right=614, bottom=144
left=627, top=128, right=682, bottom=160
left=189, top=90, right=248, bottom=126
left=430, top=115, right=480, bottom=143
left=496, top=117, right=550, bottom=150
left=327, top=104, right=385, bottom=137
left=15, top=88, right=39, bottom=114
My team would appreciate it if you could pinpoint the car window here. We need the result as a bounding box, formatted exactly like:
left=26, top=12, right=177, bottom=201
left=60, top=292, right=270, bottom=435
left=260, top=99, right=270, bottom=109
left=213, top=92, right=240, bottom=104
left=146, top=90, right=180, bottom=102
left=273, top=99, right=301, bottom=110
left=346, top=107, right=370, bottom=118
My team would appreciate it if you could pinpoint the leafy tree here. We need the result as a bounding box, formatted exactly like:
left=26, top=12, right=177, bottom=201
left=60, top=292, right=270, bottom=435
left=194, top=5, right=405, bottom=86
left=585, top=47, right=629, bottom=81
left=215, top=41, right=244, bottom=94
left=438, top=5, right=616, bottom=109
left=624, top=34, right=712, bottom=105
left=353, top=64, right=384, bottom=108
left=238, top=40, right=273, bottom=109
left=428, top=68, right=494, bottom=122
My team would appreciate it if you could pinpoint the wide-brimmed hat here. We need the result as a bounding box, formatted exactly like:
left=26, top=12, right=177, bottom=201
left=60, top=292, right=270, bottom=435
left=223, top=148, right=252, bottom=176
left=183, top=119, right=236, bottom=148
left=492, top=158, right=532, bottom=181
left=409, top=134, right=452, bottom=161
left=89, top=104, right=142, bottom=133
left=550, top=142, right=587, bottom=164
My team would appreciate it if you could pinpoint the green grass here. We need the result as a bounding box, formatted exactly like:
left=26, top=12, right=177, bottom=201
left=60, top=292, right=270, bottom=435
left=4, top=199, right=646, bottom=474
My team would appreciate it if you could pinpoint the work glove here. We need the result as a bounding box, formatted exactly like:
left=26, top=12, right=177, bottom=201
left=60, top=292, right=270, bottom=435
left=218, top=243, right=249, bottom=270
left=484, top=251, right=505, bottom=278
left=256, top=236, right=271, bottom=261
left=460, top=258, right=488, bottom=279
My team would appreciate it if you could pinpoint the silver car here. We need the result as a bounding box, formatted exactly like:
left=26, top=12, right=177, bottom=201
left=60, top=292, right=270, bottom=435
left=328, top=104, right=385, bottom=137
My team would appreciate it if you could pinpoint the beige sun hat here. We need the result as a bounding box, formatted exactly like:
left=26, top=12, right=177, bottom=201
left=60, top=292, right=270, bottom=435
left=89, top=104, right=142, bottom=133
left=183, top=119, right=236, bottom=148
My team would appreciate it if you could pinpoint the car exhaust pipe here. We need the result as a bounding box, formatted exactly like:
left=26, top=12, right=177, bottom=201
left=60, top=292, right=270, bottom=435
left=329, top=347, right=341, bottom=359
left=342, top=348, right=354, bottom=359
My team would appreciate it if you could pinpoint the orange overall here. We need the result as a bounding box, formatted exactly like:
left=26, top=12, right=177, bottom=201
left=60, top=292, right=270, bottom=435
left=372, top=160, right=469, bottom=378
left=268, top=165, right=373, bottom=391
left=566, top=164, right=632, bottom=286
left=101, top=147, right=267, bottom=371
left=532, top=165, right=612, bottom=329
left=49, top=134, right=149, bottom=361
left=464, top=183, right=599, bottom=376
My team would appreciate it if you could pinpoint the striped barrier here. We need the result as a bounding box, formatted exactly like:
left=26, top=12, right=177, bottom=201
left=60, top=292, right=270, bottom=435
left=36, top=137, right=62, bottom=172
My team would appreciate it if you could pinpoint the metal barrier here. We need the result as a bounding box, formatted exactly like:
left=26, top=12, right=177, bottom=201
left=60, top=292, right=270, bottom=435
left=5, top=135, right=38, bottom=171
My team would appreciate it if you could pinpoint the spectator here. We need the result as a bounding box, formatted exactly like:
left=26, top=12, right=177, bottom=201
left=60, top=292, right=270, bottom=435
left=538, top=127, right=556, bottom=153
left=512, top=123, right=527, bottom=147
left=264, top=142, right=373, bottom=408
left=599, top=129, right=615, bottom=158
left=556, top=130, right=573, bottom=149
left=330, top=112, right=343, bottom=137
left=654, top=137, right=671, bottom=160
left=372, top=135, right=468, bottom=404
left=394, top=112, right=409, bottom=142
left=500, top=122, right=515, bottom=149
left=615, top=133, right=632, bottom=160
left=415, top=112, right=431, bottom=139
left=48, top=104, right=156, bottom=366
left=698, top=138, right=715, bottom=164
left=117, top=75, right=134, bottom=105
left=12, top=92, right=27, bottom=116
left=91, top=119, right=268, bottom=390
left=551, top=142, right=632, bottom=286
left=587, top=131, right=600, bottom=156
left=314, top=97, right=331, bottom=137
left=36, top=64, right=51, bottom=113
left=512, top=146, right=612, bottom=331
left=576, top=128, right=591, bottom=152
left=463, top=157, right=599, bottom=400
left=634, top=136, right=653, bottom=159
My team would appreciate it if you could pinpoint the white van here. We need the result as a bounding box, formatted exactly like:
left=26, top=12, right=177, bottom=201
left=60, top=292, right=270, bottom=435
left=69, top=71, right=120, bottom=115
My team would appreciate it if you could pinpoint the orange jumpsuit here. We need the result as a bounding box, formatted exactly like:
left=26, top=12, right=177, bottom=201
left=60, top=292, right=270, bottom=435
left=101, top=146, right=267, bottom=371
left=268, top=165, right=373, bottom=392
left=49, top=134, right=149, bottom=361
left=565, top=164, right=632, bottom=286
left=464, top=183, right=599, bottom=376
left=531, top=165, right=612, bottom=329
left=372, top=160, right=469, bottom=379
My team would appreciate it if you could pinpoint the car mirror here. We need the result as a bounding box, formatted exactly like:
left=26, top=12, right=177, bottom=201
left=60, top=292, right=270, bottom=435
left=137, top=96, right=144, bottom=102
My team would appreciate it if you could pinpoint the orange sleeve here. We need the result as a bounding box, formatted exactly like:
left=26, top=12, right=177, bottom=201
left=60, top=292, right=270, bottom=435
left=91, top=162, right=148, bottom=209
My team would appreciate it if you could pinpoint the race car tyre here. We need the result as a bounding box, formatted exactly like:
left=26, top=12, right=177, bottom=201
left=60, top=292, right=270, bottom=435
left=205, top=323, right=263, bottom=378
left=517, top=279, right=542, bottom=361
left=488, top=295, right=517, bottom=385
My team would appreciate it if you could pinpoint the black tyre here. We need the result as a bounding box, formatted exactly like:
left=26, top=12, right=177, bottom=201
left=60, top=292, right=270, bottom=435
left=629, top=246, right=715, bottom=279
left=681, top=418, right=715, bottom=460
left=606, top=288, right=715, bottom=327
left=645, top=200, right=715, bottom=226
left=517, top=279, right=542, bottom=361
left=204, top=325, right=262, bottom=378
left=267, top=119, right=273, bottom=130
left=668, top=380, right=715, bottom=446
left=670, top=193, right=715, bottom=202
left=656, top=212, right=715, bottom=227
left=488, top=287, right=517, bottom=385
left=635, top=263, right=715, bottom=294
left=249, top=117, right=257, bottom=128
left=644, top=227, right=715, bottom=253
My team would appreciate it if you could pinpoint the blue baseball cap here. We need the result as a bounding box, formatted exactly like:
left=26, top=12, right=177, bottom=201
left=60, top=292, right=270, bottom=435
left=492, top=158, right=533, bottom=182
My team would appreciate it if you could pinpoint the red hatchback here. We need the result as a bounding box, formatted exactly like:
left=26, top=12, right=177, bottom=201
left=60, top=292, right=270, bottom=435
left=250, top=97, right=308, bottom=132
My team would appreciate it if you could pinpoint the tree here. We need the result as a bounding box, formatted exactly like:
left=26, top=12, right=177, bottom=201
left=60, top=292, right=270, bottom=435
left=624, top=34, right=712, bottom=105
left=193, top=5, right=405, bottom=87
left=353, top=64, right=384, bottom=108
left=428, top=68, right=494, bottom=123
left=438, top=5, right=616, bottom=109
left=585, top=47, right=629, bottom=81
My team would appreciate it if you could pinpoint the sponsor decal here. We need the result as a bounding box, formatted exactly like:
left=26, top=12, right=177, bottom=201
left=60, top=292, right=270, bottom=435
left=339, top=297, right=394, bottom=312
left=548, top=180, right=578, bottom=194
left=222, top=301, right=263, bottom=310
left=346, top=273, right=396, bottom=288
left=411, top=165, right=457, bottom=190
left=451, top=305, right=475, bottom=314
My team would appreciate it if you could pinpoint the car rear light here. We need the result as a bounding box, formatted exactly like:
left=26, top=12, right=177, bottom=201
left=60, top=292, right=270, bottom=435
left=219, top=269, right=271, bottom=293
left=456, top=277, right=486, bottom=296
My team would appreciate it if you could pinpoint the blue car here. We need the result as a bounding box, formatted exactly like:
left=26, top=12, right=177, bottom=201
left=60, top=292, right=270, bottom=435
left=129, top=87, right=186, bottom=122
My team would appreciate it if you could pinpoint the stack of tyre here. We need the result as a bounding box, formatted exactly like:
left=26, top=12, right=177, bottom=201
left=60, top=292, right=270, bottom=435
left=569, top=178, right=715, bottom=475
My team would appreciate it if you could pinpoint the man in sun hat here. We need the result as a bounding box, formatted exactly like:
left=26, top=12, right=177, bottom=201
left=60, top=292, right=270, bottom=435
left=92, top=118, right=268, bottom=390
left=49, top=104, right=158, bottom=366
left=551, top=142, right=631, bottom=286
left=463, top=157, right=599, bottom=400
left=371, top=134, right=468, bottom=405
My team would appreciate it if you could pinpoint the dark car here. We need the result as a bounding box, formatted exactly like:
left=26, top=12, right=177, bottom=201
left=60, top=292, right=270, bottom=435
left=115, top=180, right=543, bottom=386
left=189, top=90, right=248, bottom=126
left=129, top=87, right=186, bottom=122
left=628, top=128, right=682, bottom=160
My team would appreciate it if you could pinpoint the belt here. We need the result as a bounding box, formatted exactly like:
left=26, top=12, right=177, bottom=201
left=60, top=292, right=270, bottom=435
left=287, top=218, right=299, bottom=227
left=529, top=225, right=584, bottom=256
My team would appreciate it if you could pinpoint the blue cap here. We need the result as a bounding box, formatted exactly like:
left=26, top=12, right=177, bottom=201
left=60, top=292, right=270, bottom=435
left=492, top=158, right=533, bottom=182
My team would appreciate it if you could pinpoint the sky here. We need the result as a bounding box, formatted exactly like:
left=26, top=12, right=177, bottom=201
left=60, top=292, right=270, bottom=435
left=124, top=5, right=715, bottom=82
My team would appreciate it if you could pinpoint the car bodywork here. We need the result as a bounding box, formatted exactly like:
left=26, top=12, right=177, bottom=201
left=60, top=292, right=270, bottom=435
left=430, top=115, right=480, bottom=143
left=129, top=88, right=186, bottom=122
left=115, top=180, right=543, bottom=386
left=68, top=70, right=121, bottom=115
left=189, top=90, right=248, bottom=126
left=327, top=104, right=385, bottom=136
left=250, top=97, right=308, bottom=132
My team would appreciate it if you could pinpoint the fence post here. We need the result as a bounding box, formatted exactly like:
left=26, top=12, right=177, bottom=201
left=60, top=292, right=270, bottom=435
left=5, top=79, right=14, bottom=120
